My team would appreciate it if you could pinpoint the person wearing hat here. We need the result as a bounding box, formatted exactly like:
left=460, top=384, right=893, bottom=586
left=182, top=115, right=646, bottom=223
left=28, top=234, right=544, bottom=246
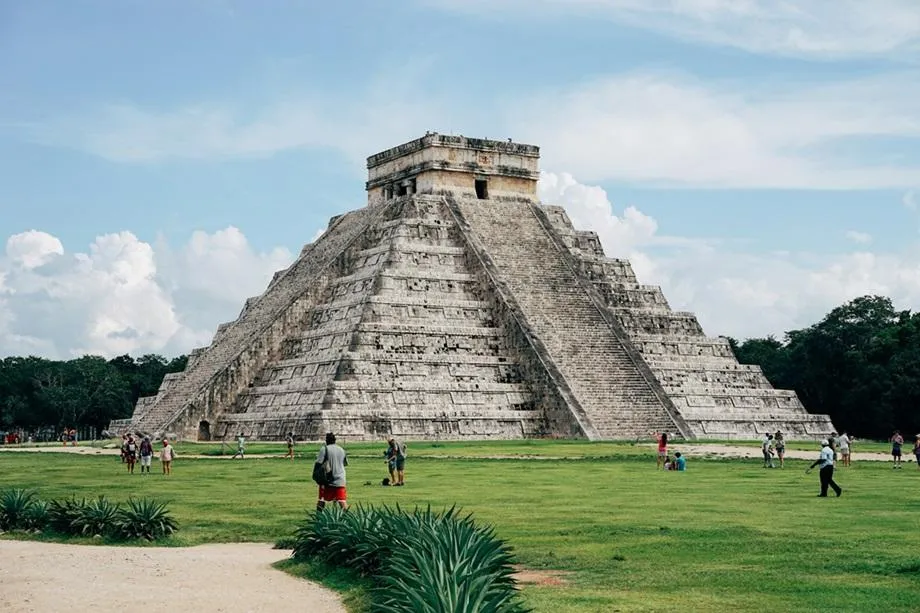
left=806, top=439, right=842, bottom=497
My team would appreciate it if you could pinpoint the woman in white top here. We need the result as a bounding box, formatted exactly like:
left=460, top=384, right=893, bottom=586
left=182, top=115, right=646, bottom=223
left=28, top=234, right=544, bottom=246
left=160, top=439, right=175, bottom=475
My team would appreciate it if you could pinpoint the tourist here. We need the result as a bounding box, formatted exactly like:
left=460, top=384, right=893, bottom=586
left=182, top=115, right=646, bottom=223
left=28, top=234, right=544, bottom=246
left=663, top=455, right=674, bottom=471
left=773, top=431, right=786, bottom=468
left=829, top=431, right=839, bottom=462
left=285, top=432, right=295, bottom=461
left=384, top=439, right=398, bottom=485
left=674, top=452, right=686, bottom=471
left=232, top=433, right=246, bottom=459
left=120, top=434, right=129, bottom=463
left=653, top=432, right=668, bottom=470
left=138, top=436, right=154, bottom=474
left=125, top=434, right=138, bottom=474
left=913, top=436, right=920, bottom=470
left=761, top=433, right=775, bottom=468
left=70, top=428, right=78, bottom=446
left=838, top=431, right=851, bottom=467
left=316, top=432, right=348, bottom=511
left=390, top=437, right=407, bottom=486
left=890, top=430, right=904, bottom=469
left=806, top=439, right=842, bottom=497
left=161, top=439, right=175, bottom=475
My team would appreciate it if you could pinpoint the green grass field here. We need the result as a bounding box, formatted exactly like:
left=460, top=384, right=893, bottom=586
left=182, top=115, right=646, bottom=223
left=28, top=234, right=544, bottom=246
left=1, top=440, right=917, bottom=612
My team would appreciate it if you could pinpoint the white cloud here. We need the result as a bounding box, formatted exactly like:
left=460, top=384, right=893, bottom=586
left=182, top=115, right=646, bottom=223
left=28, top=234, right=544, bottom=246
left=845, top=230, right=872, bottom=244
left=511, top=72, right=920, bottom=188
left=0, top=228, right=293, bottom=359
left=427, top=0, right=920, bottom=58
left=37, top=68, right=920, bottom=190
left=544, top=172, right=920, bottom=339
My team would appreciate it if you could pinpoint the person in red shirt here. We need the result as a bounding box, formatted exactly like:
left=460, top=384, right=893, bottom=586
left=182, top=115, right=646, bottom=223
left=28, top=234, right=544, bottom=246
left=654, top=432, right=668, bottom=470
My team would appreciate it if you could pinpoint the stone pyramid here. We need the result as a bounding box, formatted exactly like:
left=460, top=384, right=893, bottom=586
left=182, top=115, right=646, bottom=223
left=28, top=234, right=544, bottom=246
left=125, top=134, right=835, bottom=442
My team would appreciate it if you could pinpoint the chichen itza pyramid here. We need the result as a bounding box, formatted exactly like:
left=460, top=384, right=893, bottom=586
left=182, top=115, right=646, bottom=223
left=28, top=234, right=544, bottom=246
left=122, top=133, right=836, bottom=442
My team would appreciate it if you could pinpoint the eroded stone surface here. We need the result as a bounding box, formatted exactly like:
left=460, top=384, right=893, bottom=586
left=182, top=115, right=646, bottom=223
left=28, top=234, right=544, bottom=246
left=121, top=134, right=835, bottom=442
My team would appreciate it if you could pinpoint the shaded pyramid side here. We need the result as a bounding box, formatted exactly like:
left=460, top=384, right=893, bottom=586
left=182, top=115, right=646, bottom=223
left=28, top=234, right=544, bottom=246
left=537, top=205, right=836, bottom=439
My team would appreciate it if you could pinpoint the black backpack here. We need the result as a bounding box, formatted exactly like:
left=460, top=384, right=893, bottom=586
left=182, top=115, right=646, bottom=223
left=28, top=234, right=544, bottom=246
left=312, top=446, right=333, bottom=486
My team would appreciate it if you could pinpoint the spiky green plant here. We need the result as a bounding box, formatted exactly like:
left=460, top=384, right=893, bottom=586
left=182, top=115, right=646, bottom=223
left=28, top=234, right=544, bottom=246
left=47, top=497, right=86, bottom=534
left=0, top=488, right=40, bottom=531
left=20, top=498, right=49, bottom=532
left=116, top=497, right=178, bottom=541
left=72, top=496, right=121, bottom=537
left=292, top=505, right=530, bottom=613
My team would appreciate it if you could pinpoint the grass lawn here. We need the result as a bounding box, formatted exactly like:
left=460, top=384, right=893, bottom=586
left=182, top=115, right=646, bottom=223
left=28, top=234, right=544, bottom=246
left=1, top=440, right=918, bottom=612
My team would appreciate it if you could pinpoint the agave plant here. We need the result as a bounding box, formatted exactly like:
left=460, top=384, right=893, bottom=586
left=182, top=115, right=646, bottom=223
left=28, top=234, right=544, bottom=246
left=47, top=497, right=86, bottom=534
left=292, top=504, right=529, bottom=613
left=20, top=498, right=49, bottom=532
left=116, top=497, right=178, bottom=541
left=72, top=496, right=121, bottom=537
left=0, top=488, right=40, bottom=531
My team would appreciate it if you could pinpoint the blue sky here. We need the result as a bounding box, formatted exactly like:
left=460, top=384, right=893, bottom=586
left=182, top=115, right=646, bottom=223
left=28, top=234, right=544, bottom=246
left=1, top=0, right=919, bottom=358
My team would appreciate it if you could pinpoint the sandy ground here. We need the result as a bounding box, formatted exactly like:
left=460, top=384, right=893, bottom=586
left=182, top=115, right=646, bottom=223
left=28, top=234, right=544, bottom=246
left=0, top=541, right=345, bottom=613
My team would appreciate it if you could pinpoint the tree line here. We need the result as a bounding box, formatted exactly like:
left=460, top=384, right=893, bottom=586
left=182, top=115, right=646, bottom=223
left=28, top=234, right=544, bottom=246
left=0, top=295, right=916, bottom=439
left=730, top=295, right=920, bottom=440
left=0, top=354, right=187, bottom=433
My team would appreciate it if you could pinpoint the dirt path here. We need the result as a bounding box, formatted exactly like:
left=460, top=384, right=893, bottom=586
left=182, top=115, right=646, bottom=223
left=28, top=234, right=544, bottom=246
left=0, top=541, right=345, bottom=613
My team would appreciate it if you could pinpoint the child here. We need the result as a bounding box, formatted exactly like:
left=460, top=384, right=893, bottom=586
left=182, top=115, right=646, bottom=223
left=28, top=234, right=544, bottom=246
left=674, top=452, right=687, bottom=471
left=663, top=455, right=674, bottom=471
left=285, top=432, right=295, bottom=461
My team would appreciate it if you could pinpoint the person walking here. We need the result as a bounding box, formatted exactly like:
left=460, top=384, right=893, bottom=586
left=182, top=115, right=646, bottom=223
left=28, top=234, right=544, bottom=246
left=285, top=432, right=295, bottom=461
left=315, top=432, right=348, bottom=511
left=138, top=436, right=154, bottom=474
left=806, top=439, right=842, bottom=497
left=160, top=439, right=175, bottom=475
left=232, top=433, right=246, bottom=459
left=773, top=431, right=786, bottom=468
left=890, top=430, right=904, bottom=469
left=761, top=433, right=775, bottom=468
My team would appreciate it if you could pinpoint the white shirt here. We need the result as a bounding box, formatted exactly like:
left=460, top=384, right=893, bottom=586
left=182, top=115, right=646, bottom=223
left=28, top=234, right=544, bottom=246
left=819, top=446, right=834, bottom=468
left=838, top=434, right=850, bottom=450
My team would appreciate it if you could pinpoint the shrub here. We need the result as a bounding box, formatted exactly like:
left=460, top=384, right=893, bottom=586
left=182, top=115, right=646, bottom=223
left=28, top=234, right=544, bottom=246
left=20, top=498, right=49, bottom=532
left=116, top=497, right=178, bottom=541
left=292, top=505, right=529, bottom=613
left=0, top=489, right=41, bottom=531
left=47, top=497, right=86, bottom=534
left=72, top=496, right=121, bottom=537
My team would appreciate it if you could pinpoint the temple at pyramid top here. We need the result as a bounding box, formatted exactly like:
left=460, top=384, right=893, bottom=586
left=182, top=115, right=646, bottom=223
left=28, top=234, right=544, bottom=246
left=366, top=133, right=541, bottom=204
left=116, top=133, right=836, bottom=443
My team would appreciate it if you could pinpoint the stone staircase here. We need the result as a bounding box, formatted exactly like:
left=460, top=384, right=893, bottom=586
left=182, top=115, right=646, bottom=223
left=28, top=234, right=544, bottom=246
left=452, top=197, right=684, bottom=439
left=207, top=196, right=548, bottom=440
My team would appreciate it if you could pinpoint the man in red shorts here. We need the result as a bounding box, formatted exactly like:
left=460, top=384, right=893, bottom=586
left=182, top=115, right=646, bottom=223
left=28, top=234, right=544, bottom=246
left=316, top=432, right=348, bottom=511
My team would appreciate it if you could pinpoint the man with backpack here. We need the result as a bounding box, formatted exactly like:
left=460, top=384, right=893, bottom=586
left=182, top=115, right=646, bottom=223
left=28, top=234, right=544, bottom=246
left=314, top=432, right=348, bottom=511
left=138, top=436, right=154, bottom=474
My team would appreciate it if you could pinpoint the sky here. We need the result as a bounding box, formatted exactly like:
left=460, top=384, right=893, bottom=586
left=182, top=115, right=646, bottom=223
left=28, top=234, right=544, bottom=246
left=1, top=0, right=919, bottom=359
